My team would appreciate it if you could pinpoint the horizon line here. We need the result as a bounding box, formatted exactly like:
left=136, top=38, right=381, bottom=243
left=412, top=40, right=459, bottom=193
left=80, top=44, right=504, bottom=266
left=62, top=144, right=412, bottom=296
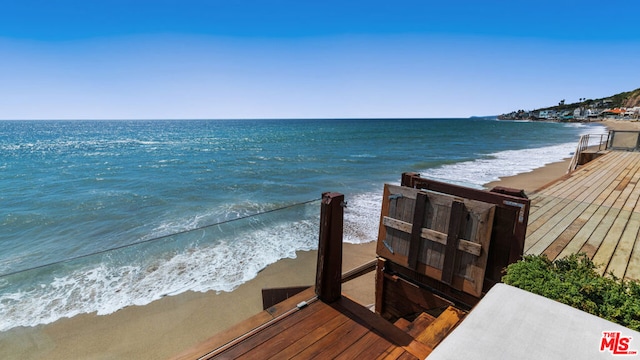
left=0, top=116, right=497, bottom=121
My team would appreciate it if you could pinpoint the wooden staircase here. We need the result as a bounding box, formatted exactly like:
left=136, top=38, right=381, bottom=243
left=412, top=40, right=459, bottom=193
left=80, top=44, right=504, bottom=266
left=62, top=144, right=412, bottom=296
left=386, top=306, right=466, bottom=359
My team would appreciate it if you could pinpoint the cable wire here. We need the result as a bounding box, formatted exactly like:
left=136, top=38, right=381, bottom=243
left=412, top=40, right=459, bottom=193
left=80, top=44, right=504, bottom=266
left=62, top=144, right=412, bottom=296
left=0, top=198, right=321, bottom=279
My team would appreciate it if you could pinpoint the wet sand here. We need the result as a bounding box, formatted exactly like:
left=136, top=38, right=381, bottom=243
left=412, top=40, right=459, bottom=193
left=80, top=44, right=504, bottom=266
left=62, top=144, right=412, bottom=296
left=2, top=119, right=637, bottom=359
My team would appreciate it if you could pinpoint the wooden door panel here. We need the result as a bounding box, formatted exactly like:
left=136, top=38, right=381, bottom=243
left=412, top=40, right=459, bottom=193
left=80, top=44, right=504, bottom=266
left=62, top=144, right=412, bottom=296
left=377, top=184, right=495, bottom=297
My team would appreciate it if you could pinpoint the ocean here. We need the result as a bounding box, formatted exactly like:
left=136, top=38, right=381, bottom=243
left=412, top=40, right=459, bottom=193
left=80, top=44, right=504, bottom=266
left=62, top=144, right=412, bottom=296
left=0, top=118, right=606, bottom=331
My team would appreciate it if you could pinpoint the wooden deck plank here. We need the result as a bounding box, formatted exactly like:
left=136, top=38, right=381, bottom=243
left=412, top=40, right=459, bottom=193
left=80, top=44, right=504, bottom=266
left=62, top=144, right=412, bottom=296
left=397, top=352, right=421, bottom=360
left=580, top=207, right=621, bottom=259
left=553, top=163, right=637, bottom=260
left=613, top=167, right=640, bottom=210
left=592, top=160, right=640, bottom=274
left=596, top=159, right=638, bottom=208
left=555, top=203, right=602, bottom=260
left=270, top=307, right=352, bottom=359
left=525, top=151, right=640, bottom=282
left=290, top=319, right=369, bottom=359
left=574, top=154, right=635, bottom=204
left=543, top=202, right=601, bottom=260
left=526, top=153, right=632, bottom=228
left=527, top=197, right=575, bottom=235
left=543, top=158, right=640, bottom=261
left=620, top=170, right=640, bottom=212
left=219, top=300, right=341, bottom=359
left=530, top=202, right=590, bottom=256
left=608, top=170, right=640, bottom=278
left=592, top=210, right=634, bottom=275
left=606, top=212, right=640, bottom=279
left=171, top=287, right=318, bottom=360
left=541, top=151, right=625, bottom=199
left=376, top=347, right=413, bottom=360
left=334, top=330, right=394, bottom=360
left=526, top=200, right=589, bottom=254
left=623, top=213, right=640, bottom=280
left=559, top=155, right=634, bottom=258
left=535, top=155, right=603, bottom=196
left=528, top=168, right=614, bottom=231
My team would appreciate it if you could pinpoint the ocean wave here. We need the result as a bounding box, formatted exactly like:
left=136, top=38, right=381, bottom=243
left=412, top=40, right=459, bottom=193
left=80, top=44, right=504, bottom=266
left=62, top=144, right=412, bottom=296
left=0, top=206, right=319, bottom=332
left=344, top=192, right=384, bottom=244
left=0, top=192, right=382, bottom=331
left=420, top=142, right=577, bottom=188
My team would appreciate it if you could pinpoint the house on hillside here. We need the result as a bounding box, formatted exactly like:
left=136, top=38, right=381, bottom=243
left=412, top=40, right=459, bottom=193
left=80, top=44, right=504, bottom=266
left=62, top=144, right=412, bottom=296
left=561, top=110, right=574, bottom=120
left=538, top=110, right=557, bottom=119
left=573, top=108, right=582, bottom=119
left=624, top=107, right=640, bottom=119
left=586, top=108, right=600, bottom=119
left=601, top=108, right=625, bottom=119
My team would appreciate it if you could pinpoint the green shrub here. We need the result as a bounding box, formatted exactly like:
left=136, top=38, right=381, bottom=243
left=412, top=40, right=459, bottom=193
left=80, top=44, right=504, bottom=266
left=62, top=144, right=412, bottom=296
left=502, top=253, right=640, bottom=331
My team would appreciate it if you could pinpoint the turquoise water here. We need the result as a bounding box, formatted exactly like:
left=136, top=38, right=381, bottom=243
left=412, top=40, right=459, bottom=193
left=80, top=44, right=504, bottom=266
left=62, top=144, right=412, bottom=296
left=0, top=118, right=605, bottom=330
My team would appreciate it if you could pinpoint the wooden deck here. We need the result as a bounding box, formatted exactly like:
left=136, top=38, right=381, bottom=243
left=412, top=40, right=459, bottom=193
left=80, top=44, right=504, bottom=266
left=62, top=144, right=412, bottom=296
left=525, top=151, right=640, bottom=280
left=172, top=287, right=465, bottom=360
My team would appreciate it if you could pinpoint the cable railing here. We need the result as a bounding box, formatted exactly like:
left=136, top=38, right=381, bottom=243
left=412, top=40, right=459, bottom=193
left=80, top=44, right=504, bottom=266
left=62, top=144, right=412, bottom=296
left=0, top=198, right=321, bottom=279
left=0, top=198, right=323, bottom=334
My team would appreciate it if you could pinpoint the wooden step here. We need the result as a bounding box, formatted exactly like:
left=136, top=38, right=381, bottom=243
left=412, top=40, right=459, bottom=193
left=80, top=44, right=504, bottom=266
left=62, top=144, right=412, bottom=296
left=414, top=306, right=466, bottom=349
left=336, top=296, right=433, bottom=360
left=393, top=312, right=437, bottom=335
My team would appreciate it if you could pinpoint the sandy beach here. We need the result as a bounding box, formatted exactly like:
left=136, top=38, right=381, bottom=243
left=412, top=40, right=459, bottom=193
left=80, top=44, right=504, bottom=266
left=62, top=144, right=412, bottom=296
left=2, top=119, right=638, bottom=360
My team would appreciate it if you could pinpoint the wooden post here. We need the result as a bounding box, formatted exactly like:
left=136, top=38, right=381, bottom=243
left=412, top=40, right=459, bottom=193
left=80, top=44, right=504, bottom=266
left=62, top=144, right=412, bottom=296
left=374, top=258, right=386, bottom=315
left=401, top=172, right=420, bottom=188
left=315, top=192, right=344, bottom=303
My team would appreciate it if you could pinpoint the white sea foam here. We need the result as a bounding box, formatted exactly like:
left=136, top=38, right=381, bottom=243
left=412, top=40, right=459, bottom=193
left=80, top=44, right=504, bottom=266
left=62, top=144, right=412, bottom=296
left=0, top=210, right=319, bottom=331
left=0, top=193, right=381, bottom=331
left=343, top=192, right=384, bottom=244
left=420, top=143, right=573, bottom=188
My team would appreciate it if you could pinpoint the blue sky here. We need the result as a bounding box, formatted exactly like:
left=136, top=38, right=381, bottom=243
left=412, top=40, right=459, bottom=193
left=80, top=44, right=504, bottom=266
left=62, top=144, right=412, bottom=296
left=1, top=1, right=639, bottom=119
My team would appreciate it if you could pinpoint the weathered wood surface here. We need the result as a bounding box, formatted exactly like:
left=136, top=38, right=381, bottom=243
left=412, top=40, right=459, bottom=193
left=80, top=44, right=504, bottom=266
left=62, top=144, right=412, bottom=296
left=525, top=151, right=640, bottom=279
left=179, top=292, right=435, bottom=360
left=413, top=306, right=465, bottom=349
left=377, top=184, right=495, bottom=297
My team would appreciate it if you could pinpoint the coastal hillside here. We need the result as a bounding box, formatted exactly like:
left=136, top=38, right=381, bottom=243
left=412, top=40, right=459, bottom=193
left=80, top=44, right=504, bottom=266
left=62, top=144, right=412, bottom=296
left=499, top=87, right=640, bottom=121
left=623, top=88, right=640, bottom=108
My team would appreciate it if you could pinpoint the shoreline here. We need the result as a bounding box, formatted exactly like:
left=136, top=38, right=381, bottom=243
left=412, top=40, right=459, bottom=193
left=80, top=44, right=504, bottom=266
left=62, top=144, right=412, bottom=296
left=484, top=119, right=640, bottom=194
left=0, top=243, right=378, bottom=360
left=3, top=119, right=639, bottom=359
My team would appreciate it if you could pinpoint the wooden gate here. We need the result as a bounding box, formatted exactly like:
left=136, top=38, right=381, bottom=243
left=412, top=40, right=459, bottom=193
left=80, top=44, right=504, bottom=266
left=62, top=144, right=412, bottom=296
left=377, top=184, right=495, bottom=297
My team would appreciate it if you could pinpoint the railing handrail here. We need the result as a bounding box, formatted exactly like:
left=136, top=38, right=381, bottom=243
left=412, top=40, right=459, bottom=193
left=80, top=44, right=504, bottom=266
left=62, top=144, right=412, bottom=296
left=568, top=133, right=610, bottom=173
